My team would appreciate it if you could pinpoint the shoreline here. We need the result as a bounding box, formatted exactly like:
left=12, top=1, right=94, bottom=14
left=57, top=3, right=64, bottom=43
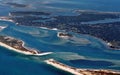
left=0, top=36, right=52, bottom=56
left=0, top=18, right=119, bottom=50
left=0, top=26, right=7, bottom=31
left=57, top=32, right=73, bottom=39
left=0, top=42, right=33, bottom=55
left=45, top=59, right=120, bottom=75
left=73, top=32, right=120, bottom=50
left=0, top=17, right=14, bottom=23
left=0, top=41, right=52, bottom=56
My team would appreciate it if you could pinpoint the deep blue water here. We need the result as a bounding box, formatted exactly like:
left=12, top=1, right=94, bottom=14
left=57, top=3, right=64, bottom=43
left=70, top=59, right=114, bottom=68
left=0, top=0, right=120, bottom=75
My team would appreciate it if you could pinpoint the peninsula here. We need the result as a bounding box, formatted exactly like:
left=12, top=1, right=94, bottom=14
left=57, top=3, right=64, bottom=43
left=0, top=35, right=52, bottom=55
left=45, top=59, right=120, bottom=75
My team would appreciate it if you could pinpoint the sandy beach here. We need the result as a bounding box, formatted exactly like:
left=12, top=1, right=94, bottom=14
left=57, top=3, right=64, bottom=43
left=45, top=59, right=84, bottom=75
left=0, top=42, right=53, bottom=56
left=0, top=42, right=33, bottom=55
left=0, top=17, right=14, bottom=23
left=45, top=59, right=120, bottom=75
left=0, top=35, right=53, bottom=56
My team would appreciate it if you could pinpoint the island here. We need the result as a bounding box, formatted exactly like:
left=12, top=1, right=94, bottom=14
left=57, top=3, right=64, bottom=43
left=0, top=35, right=52, bottom=55
left=57, top=32, right=73, bottom=39
left=45, top=59, right=120, bottom=75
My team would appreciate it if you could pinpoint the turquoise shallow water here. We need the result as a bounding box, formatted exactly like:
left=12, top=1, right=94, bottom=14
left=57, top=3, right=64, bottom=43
left=0, top=20, right=120, bottom=75
left=0, top=0, right=120, bottom=75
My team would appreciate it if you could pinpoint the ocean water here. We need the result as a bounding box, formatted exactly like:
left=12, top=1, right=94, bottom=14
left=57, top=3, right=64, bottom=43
left=0, top=0, right=120, bottom=75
